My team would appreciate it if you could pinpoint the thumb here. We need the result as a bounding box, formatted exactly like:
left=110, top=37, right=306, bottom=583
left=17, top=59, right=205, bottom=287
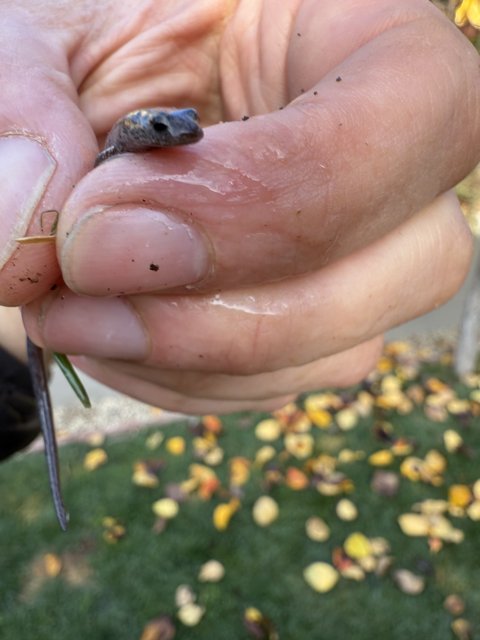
left=0, top=13, right=97, bottom=306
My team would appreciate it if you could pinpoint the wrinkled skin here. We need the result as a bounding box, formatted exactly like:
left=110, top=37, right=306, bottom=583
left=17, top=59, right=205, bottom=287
left=0, top=0, right=479, bottom=413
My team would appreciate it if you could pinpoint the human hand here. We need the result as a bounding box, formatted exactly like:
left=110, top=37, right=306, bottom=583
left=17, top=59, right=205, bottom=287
left=2, top=0, right=479, bottom=413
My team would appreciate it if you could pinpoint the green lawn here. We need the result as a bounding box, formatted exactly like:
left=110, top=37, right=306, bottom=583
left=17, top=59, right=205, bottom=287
left=1, top=341, right=479, bottom=640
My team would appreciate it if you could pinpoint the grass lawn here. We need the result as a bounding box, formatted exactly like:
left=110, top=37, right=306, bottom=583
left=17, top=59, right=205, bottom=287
left=1, top=341, right=480, bottom=640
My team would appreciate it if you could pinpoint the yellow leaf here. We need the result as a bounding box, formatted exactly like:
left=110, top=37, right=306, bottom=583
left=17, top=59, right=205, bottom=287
left=145, top=432, right=164, bottom=450
left=43, top=553, right=62, bottom=577
left=198, top=560, right=225, bottom=583
left=335, top=408, right=358, bottom=431
left=344, top=532, right=372, bottom=560
left=451, top=618, right=473, bottom=640
left=340, top=564, right=365, bottom=581
left=213, top=499, right=240, bottom=531
left=413, top=499, right=448, bottom=515
left=400, top=457, right=422, bottom=482
left=336, top=499, right=358, bottom=521
left=255, top=419, right=282, bottom=442
left=305, top=517, right=330, bottom=542
left=152, top=498, right=179, bottom=519
left=203, top=446, right=224, bottom=466
left=398, top=513, right=430, bottom=537
left=449, top=485, right=472, bottom=509
left=252, top=496, right=279, bottom=527
left=254, top=445, right=277, bottom=467
left=303, top=562, right=339, bottom=593
left=175, top=584, right=196, bottom=608
left=230, top=457, right=251, bottom=486
left=394, top=569, right=425, bottom=595
left=102, top=517, right=126, bottom=543
left=467, top=501, right=480, bottom=521
left=337, top=449, right=365, bottom=463
left=443, top=429, right=463, bottom=453
left=368, top=450, right=394, bottom=467
left=177, top=603, right=205, bottom=627
left=284, top=433, right=314, bottom=459
left=447, top=399, right=470, bottom=415
left=455, top=0, right=480, bottom=29
left=166, top=437, right=186, bottom=455
left=424, top=450, right=447, bottom=475
left=83, top=448, right=108, bottom=471
left=132, top=464, right=159, bottom=488
left=305, top=396, right=333, bottom=428
left=244, top=607, right=262, bottom=623
left=429, top=516, right=463, bottom=543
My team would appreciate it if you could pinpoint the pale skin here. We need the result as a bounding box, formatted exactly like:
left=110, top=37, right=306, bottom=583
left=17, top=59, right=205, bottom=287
left=0, top=0, right=479, bottom=414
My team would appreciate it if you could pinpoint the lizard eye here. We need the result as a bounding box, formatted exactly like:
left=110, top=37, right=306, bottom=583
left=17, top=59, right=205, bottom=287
left=152, top=121, right=168, bottom=132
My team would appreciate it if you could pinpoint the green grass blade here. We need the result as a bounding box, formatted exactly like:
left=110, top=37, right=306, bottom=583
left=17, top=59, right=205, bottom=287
left=53, top=352, right=91, bottom=408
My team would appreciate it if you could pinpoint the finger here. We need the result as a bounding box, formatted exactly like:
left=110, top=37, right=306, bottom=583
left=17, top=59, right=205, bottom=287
left=0, top=11, right=98, bottom=306
left=23, top=191, right=471, bottom=374
left=79, top=336, right=383, bottom=404
left=71, top=356, right=296, bottom=415
left=57, top=10, right=480, bottom=296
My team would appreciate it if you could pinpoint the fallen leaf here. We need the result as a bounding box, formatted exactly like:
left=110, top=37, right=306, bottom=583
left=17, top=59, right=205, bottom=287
left=444, top=429, right=464, bottom=453
left=145, top=432, right=164, bottom=450
left=175, top=584, right=196, bottom=608
left=152, top=499, right=179, bottom=520
left=102, top=517, right=126, bottom=543
left=337, top=449, right=365, bottom=463
left=202, top=414, right=223, bottom=434
left=449, top=485, right=472, bottom=509
left=284, top=433, right=314, bottom=459
left=424, top=449, right=447, bottom=475
left=177, top=603, right=205, bottom=627
left=368, top=450, right=394, bottom=466
left=43, top=553, right=62, bottom=577
left=370, top=470, right=399, bottom=497
left=254, top=446, right=277, bottom=467
left=393, top=569, right=425, bottom=595
left=165, top=437, right=186, bottom=455
left=243, top=607, right=279, bottom=640
left=466, top=500, right=480, bottom=520
left=340, top=564, right=366, bottom=581
left=336, top=499, right=358, bottom=521
left=255, top=419, right=282, bottom=442
left=335, top=408, right=358, bottom=431
left=132, top=462, right=160, bottom=488
left=139, top=616, right=176, bottom=640
left=451, top=618, right=473, bottom=640
left=203, top=446, right=224, bottom=466
left=303, top=562, right=339, bottom=593
left=230, top=457, right=251, bottom=486
left=398, top=513, right=430, bottom=537
left=83, top=448, right=108, bottom=471
left=444, top=594, right=466, bottom=616
left=198, top=560, right=225, bottom=583
left=344, top=533, right=372, bottom=560
left=285, top=467, right=309, bottom=490
left=305, top=517, right=330, bottom=542
left=252, top=496, right=279, bottom=527
left=213, top=499, right=240, bottom=531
